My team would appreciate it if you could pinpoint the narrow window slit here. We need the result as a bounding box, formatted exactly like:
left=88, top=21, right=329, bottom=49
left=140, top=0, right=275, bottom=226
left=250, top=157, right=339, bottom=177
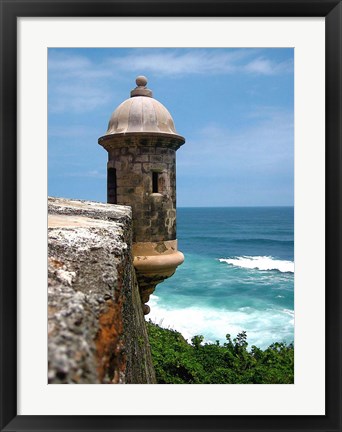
left=107, top=168, right=117, bottom=204
left=152, top=172, right=159, bottom=193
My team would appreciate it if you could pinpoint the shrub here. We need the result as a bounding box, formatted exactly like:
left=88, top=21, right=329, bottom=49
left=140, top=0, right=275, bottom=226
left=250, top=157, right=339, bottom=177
left=146, top=321, right=294, bottom=384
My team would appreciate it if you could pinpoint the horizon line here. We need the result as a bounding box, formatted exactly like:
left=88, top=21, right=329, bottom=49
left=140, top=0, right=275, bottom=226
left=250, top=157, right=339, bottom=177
left=178, top=205, right=294, bottom=208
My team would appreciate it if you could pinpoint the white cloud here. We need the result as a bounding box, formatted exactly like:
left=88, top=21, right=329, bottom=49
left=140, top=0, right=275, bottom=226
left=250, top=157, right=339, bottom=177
left=244, top=57, right=293, bottom=75
left=64, top=170, right=106, bottom=179
left=48, top=49, right=293, bottom=114
left=49, top=52, right=112, bottom=80
left=49, top=83, right=111, bottom=113
left=110, top=50, right=239, bottom=75
left=110, top=49, right=292, bottom=77
left=48, top=52, right=115, bottom=113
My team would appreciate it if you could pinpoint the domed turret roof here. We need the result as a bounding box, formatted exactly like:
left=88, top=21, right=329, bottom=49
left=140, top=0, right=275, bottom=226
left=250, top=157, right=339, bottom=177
left=104, top=76, right=181, bottom=137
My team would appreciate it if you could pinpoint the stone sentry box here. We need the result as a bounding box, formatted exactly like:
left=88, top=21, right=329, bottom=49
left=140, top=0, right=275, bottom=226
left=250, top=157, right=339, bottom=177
left=98, top=76, right=185, bottom=314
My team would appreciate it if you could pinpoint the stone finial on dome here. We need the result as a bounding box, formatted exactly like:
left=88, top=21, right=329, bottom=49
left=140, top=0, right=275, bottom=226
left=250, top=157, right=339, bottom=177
left=136, top=76, right=147, bottom=86
left=130, top=75, right=153, bottom=98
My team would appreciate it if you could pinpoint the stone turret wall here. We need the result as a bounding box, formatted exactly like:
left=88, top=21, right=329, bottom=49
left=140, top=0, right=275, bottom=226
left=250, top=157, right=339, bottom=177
left=97, top=77, right=185, bottom=317
left=48, top=197, right=156, bottom=384
left=101, top=134, right=178, bottom=243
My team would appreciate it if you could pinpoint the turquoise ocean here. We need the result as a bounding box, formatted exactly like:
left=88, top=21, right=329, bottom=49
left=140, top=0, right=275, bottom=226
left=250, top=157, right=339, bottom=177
left=148, top=207, right=294, bottom=349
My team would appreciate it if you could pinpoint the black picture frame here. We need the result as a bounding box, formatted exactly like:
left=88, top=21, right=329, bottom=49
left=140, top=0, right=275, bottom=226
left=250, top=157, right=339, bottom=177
left=0, top=1, right=341, bottom=431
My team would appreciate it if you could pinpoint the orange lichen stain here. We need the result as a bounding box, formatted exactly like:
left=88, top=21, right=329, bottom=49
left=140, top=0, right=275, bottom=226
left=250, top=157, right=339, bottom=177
left=48, top=305, right=58, bottom=316
left=95, top=299, right=126, bottom=383
left=48, top=257, right=65, bottom=269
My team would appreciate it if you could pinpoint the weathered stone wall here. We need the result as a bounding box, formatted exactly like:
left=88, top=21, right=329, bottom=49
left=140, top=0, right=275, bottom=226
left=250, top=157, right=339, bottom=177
left=48, top=197, right=156, bottom=384
left=101, top=133, right=180, bottom=243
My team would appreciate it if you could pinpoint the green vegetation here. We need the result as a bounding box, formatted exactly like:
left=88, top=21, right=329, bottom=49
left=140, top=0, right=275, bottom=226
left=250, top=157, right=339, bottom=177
left=146, top=321, right=294, bottom=384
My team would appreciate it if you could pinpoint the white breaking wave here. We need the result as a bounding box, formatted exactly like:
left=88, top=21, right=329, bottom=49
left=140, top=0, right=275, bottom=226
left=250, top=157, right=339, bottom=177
left=147, top=295, right=294, bottom=349
left=219, top=256, right=294, bottom=273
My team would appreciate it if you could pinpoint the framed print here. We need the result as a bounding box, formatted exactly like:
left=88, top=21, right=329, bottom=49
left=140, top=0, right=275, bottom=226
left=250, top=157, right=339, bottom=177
left=0, top=1, right=341, bottom=431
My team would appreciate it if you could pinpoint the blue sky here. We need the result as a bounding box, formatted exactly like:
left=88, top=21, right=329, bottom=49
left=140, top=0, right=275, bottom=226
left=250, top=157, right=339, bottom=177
left=48, top=48, right=294, bottom=207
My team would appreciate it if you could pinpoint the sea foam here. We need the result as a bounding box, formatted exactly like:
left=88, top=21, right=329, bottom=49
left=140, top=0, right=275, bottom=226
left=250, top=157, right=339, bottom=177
left=147, top=295, right=294, bottom=349
left=219, top=256, right=294, bottom=273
